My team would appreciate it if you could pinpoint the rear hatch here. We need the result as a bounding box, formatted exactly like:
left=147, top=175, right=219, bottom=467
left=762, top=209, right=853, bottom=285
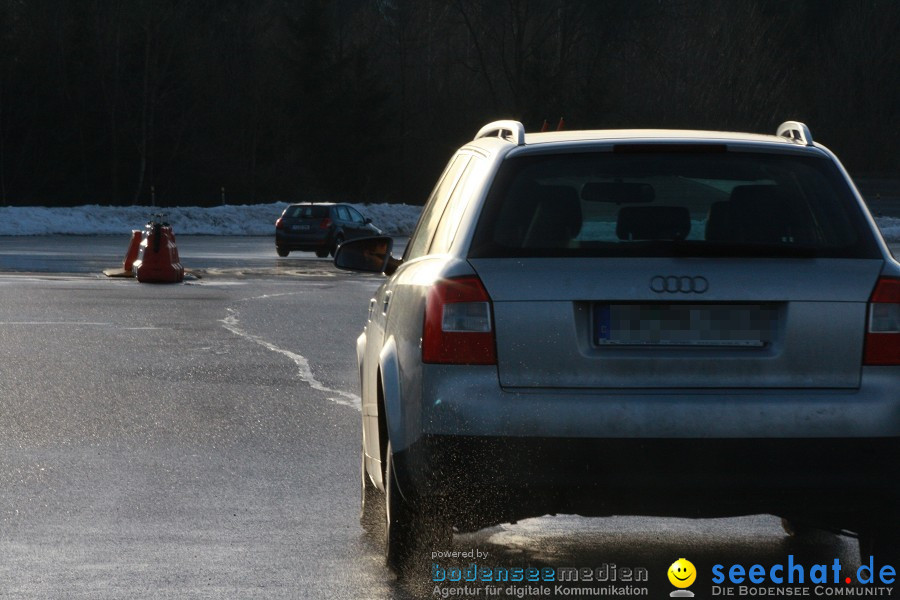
left=466, top=146, right=885, bottom=389
left=471, top=257, right=882, bottom=389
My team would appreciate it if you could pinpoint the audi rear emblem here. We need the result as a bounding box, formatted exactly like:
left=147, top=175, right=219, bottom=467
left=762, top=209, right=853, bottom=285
left=650, top=275, right=709, bottom=294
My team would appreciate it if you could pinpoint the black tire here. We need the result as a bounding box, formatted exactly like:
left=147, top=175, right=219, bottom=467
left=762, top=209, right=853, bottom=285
left=276, top=247, right=289, bottom=257
left=330, top=234, right=344, bottom=258
left=384, top=442, right=420, bottom=573
left=315, top=248, right=329, bottom=258
left=360, top=446, right=382, bottom=533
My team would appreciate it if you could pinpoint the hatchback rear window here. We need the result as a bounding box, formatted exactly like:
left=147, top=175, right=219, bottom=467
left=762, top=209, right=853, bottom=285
left=285, top=205, right=329, bottom=219
left=469, top=151, right=880, bottom=259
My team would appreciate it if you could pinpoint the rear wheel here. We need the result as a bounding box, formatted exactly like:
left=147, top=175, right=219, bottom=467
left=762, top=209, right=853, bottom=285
left=384, top=442, right=418, bottom=573
left=315, top=248, right=329, bottom=258
left=330, top=234, right=344, bottom=258
left=383, top=442, right=451, bottom=575
left=276, top=247, right=289, bottom=257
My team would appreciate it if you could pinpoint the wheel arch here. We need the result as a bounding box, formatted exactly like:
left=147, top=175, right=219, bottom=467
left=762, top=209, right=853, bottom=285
left=378, top=337, right=405, bottom=456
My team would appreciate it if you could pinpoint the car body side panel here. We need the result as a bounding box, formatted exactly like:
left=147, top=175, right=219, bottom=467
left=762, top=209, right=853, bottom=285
left=373, top=256, right=480, bottom=456
left=361, top=283, right=387, bottom=488
left=358, top=330, right=382, bottom=488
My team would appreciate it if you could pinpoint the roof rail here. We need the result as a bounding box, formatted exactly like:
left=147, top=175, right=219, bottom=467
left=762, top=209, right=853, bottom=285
left=776, top=121, right=813, bottom=146
left=474, top=120, right=526, bottom=146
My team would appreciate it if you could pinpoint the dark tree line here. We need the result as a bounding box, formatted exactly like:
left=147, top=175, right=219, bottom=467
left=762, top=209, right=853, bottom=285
left=0, top=0, right=897, bottom=207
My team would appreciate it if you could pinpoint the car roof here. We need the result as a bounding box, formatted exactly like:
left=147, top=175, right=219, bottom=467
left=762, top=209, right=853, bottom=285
left=522, top=129, right=795, bottom=146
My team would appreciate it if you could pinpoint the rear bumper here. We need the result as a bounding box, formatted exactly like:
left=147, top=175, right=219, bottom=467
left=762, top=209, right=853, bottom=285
left=413, top=366, right=900, bottom=440
left=275, top=230, right=330, bottom=251
left=390, top=365, right=900, bottom=529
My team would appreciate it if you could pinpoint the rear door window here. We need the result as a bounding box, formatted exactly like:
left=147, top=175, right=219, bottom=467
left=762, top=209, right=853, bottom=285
left=348, top=207, right=365, bottom=223
left=430, top=156, right=485, bottom=255
left=405, top=154, right=470, bottom=260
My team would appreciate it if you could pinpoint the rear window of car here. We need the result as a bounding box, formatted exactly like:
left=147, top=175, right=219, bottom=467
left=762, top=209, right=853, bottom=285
left=469, top=150, right=881, bottom=259
left=285, top=205, right=329, bottom=219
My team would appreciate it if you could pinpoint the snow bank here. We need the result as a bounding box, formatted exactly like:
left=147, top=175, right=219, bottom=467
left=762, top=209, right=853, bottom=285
left=0, top=202, right=897, bottom=243
left=0, top=203, right=422, bottom=237
left=876, top=216, right=900, bottom=243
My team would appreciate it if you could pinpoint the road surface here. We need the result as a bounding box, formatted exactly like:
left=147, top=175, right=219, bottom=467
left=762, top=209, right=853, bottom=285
left=0, top=236, right=890, bottom=599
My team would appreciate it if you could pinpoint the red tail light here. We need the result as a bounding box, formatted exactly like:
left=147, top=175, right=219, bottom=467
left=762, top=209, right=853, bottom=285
left=422, top=276, right=496, bottom=365
left=319, top=218, right=332, bottom=229
left=864, top=277, right=900, bottom=365
left=275, top=217, right=284, bottom=229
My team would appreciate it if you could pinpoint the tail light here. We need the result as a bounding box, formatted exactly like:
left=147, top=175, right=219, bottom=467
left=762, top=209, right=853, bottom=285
left=275, top=217, right=284, bottom=229
left=319, top=218, right=333, bottom=229
left=864, top=277, right=900, bottom=365
left=422, top=276, right=496, bottom=365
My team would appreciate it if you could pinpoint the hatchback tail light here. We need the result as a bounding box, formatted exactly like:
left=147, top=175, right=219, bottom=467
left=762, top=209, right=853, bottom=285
left=864, top=277, right=900, bottom=365
left=422, top=276, right=496, bottom=365
left=319, top=218, right=333, bottom=229
left=275, top=217, right=284, bottom=229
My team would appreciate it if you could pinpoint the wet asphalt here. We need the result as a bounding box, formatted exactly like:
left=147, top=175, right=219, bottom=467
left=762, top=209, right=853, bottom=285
left=0, top=236, right=894, bottom=598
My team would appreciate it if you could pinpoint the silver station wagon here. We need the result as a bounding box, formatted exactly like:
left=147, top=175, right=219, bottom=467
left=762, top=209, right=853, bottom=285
left=336, top=120, right=900, bottom=572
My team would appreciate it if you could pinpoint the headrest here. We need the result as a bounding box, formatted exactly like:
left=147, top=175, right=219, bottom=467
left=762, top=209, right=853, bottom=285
left=522, top=184, right=582, bottom=246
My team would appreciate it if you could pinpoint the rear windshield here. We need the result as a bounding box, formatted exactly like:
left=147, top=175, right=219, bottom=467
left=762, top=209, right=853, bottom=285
left=469, top=151, right=880, bottom=259
left=285, top=205, right=329, bottom=219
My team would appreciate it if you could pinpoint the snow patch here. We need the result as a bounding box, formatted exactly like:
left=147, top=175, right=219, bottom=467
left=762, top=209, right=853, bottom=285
left=0, top=202, right=422, bottom=237
left=0, top=202, right=898, bottom=243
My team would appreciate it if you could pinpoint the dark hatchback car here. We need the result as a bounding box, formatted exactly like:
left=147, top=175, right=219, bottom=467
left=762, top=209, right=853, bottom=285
left=275, top=203, right=382, bottom=257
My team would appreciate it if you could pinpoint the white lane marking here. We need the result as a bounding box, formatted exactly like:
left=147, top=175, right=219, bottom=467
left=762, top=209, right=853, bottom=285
left=235, top=291, right=323, bottom=302
left=219, top=308, right=361, bottom=411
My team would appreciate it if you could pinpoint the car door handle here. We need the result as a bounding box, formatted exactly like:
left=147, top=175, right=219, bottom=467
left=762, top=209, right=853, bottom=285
left=382, top=291, right=393, bottom=315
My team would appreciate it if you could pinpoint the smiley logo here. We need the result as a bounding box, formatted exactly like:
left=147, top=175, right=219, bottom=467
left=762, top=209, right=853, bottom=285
left=668, top=558, right=696, bottom=588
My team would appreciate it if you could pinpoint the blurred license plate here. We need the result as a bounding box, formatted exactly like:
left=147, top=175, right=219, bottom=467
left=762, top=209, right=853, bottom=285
left=593, top=303, right=777, bottom=347
left=292, top=224, right=311, bottom=231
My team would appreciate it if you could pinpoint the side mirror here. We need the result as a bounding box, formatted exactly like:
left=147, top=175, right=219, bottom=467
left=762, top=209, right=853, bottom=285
left=334, top=236, right=395, bottom=274
left=364, top=217, right=372, bottom=225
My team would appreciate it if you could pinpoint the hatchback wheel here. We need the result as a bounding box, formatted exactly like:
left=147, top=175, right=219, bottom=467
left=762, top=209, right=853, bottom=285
left=315, top=248, right=329, bottom=258
left=276, top=247, right=289, bottom=257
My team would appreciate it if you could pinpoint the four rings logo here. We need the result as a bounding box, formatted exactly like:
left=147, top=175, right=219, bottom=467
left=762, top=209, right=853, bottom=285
left=650, top=275, right=709, bottom=294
